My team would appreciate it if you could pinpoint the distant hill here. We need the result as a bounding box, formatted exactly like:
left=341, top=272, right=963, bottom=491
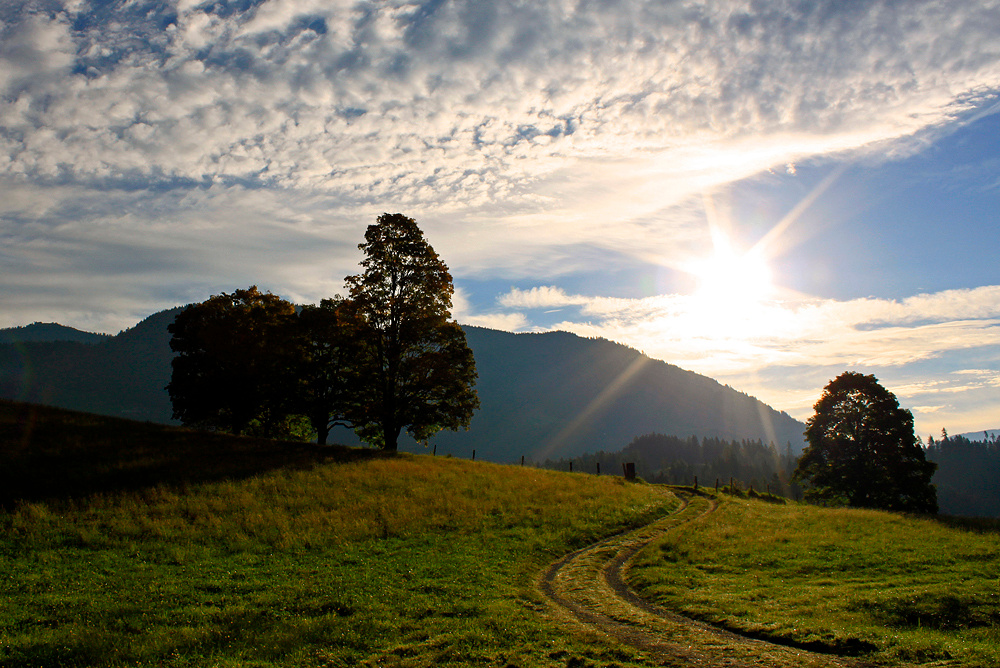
left=424, top=327, right=806, bottom=461
left=0, top=308, right=807, bottom=461
left=0, top=309, right=182, bottom=422
left=0, top=322, right=110, bottom=344
left=959, top=429, right=1000, bottom=441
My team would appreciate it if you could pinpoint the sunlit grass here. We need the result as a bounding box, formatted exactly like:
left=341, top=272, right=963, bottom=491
left=628, top=493, right=1000, bottom=666
left=1, top=402, right=677, bottom=667
left=9, top=402, right=997, bottom=667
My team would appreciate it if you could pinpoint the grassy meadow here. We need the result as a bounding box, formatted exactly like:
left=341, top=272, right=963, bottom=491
left=5, top=400, right=1000, bottom=667
left=628, top=492, right=1000, bottom=666
left=1, top=400, right=678, bottom=667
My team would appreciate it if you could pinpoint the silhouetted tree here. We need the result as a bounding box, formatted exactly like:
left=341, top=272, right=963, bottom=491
left=293, top=298, right=363, bottom=445
left=795, top=372, right=937, bottom=513
left=167, top=287, right=299, bottom=437
left=345, top=213, right=479, bottom=450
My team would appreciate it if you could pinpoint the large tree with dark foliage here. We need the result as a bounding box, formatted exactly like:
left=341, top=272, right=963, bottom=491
left=167, top=287, right=299, bottom=437
left=794, top=372, right=937, bottom=513
left=345, top=213, right=479, bottom=451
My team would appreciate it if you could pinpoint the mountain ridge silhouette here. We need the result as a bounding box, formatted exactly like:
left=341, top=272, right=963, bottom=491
left=0, top=308, right=806, bottom=461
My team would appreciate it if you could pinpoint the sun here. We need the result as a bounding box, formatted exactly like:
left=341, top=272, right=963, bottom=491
left=689, top=239, right=774, bottom=309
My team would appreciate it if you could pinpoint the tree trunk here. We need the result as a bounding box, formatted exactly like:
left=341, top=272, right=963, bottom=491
left=382, top=424, right=401, bottom=451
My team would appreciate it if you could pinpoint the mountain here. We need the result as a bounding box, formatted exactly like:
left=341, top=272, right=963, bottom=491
left=959, top=430, right=1000, bottom=441
left=422, top=327, right=806, bottom=461
left=0, top=322, right=110, bottom=344
left=0, top=309, right=806, bottom=461
left=0, top=309, right=182, bottom=422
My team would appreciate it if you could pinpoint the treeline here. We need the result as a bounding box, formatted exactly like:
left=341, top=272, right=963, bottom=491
left=927, top=432, right=1000, bottom=517
left=540, top=432, right=801, bottom=498
left=538, top=430, right=1000, bottom=516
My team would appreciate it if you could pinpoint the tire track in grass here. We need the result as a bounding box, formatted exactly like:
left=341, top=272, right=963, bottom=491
left=539, top=488, right=875, bottom=668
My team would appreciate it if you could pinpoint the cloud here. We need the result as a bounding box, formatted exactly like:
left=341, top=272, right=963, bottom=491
left=0, top=179, right=368, bottom=332
left=2, top=1, right=999, bottom=433
left=471, top=283, right=1000, bottom=431
left=3, top=1, right=999, bottom=197
left=0, top=0, right=995, bottom=301
left=498, top=286, right=591, bottom=309
left=0, top=13, right=75, bottom=94
left=451, top=287, right=527, bottom=331
left=458, top=312, right=529, bottom=332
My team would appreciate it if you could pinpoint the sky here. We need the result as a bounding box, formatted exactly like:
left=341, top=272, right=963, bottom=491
left=2, top=0, right=999, bottom=437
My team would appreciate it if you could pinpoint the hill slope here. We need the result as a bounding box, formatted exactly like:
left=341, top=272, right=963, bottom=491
left=0, top=322, right=110, bottom=344
left=3, top=403, right=997, bottom=667
left=429, top=327, right=805, bottom=461
left=0, top=309, right=182, bottom=422
left=0, top=400, right=677, bottom=668
left=0, top=309, right=806, bottom=460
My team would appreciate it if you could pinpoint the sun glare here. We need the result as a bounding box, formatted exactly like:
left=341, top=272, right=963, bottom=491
left=691, top=241, right=774, bottom=308
left=675, top=230, right=780, bottom=342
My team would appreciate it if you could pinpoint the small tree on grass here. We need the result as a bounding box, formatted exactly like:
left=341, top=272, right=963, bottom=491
left=794, top=372, right=937, bottom=513
left=345, top=213, right=479, bottom=451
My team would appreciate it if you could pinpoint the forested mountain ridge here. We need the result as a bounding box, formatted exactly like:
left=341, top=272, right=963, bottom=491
left=0, top=322, right=110, bottom=344
left=927, top=433, right=1000, bottom=517
left=0, top=309, right=182, bottom=422
left=453, top=327, right=806, bottom=461
left=0, top=308, right=806, bottom=461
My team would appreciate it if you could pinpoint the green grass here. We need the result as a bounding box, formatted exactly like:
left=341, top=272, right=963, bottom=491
left=627, top=492, right=1000, bottom=666
left=7, top=401, right=1000, bottom=667
left=1, top=401, right=677, bottom=667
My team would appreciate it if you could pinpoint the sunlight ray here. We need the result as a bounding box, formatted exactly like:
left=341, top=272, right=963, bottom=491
left=533, top=355, right=651, bottom=462
left=754, top=163, right=848, bottom=259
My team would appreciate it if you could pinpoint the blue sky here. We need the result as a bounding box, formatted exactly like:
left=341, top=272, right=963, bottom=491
left=1, top=0, right=999, bottom=436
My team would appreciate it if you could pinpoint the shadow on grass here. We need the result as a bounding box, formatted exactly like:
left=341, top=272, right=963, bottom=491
left=928, top=513, right=1000, bottom=534
left=0, top=399, right=391, bottom=509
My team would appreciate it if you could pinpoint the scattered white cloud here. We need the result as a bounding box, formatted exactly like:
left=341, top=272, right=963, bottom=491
left=2, top=0, right=999, bottom=432
left=498, top=286, right=591, bottom=309
left=3, top=1, right=999, bottom=197
left=451, top=287, right=527, bottom=332
left=459, top=312, right=530, bottom=332
left=4, top=1, right=999, bottom=291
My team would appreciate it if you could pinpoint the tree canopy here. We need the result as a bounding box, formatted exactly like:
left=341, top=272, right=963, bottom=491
left=794, top=371, right=937, bottom=513
left=166, top=214, right=479, bottom=451
left=166, top=286, right=299, bottom=437
left=345, top=213, right=479, bottom=450
left=292, top=298, right=363, bottom=446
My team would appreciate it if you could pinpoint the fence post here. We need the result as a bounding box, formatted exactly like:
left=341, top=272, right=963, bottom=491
left=596, top=462, right=600, bottom=475
left=730, top=477, right=734, bottom=493
left=520, top=455, right=524, bottom=466
left=569, top=461, right=573, bottom=473
left=472, top=449, right=476, bottom=461
left=694, top=475, right=698, bottom=491
left=623, top=462, right=636, bottom=481
left=433, top=444, right=437, bottom=456
left=715, top=478, right=719, bottom=493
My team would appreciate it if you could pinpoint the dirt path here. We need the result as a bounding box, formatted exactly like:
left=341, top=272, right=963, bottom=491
left=538, top=489, right=871, bottom=668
